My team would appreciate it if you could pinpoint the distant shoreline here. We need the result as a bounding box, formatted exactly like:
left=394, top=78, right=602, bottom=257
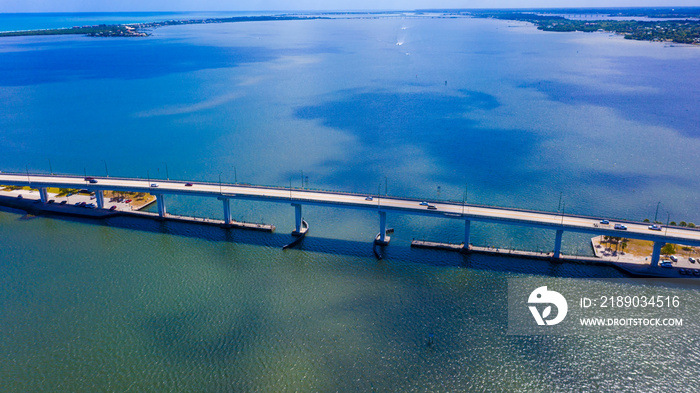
left=0, top=15, right=325, bottom=38
left=467, top=10, right=700, bottom=45
left=1, top=9, right=699, bottom=45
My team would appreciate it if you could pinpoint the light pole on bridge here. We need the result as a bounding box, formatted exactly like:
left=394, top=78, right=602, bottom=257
left=462, top=183, right=468, bottom=215
left=654, top=201, right=661, bottom=223
left=557, top=192, right=563, bottom=213
left=561, top=202, right=565, bottom=226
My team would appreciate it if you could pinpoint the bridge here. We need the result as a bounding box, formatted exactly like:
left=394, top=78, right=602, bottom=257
left=1, top=172, right=698, bottom=267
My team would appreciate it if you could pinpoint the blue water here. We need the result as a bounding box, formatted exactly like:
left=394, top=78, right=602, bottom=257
left=1, top=13, right=700, bottom=391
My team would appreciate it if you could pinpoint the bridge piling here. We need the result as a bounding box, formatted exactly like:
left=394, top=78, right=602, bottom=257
left=463, top=219, right=471, bottom=251
left=39, top=187, right=48, bottom=203
left=96, top=190, right=105, bottom=209
left=553, top=229, right=563, bottom=259
left=375, top=210, right=390, bottom=245
left=651, top=241, right=665, bottom=266
left=292, top=203, right=303, bottom=236
left=156, top=194, right=166, bottom=218
left=222, top=198, right=231, bottom=225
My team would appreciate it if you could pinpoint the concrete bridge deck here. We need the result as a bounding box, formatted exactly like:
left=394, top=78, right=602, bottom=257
left=2, top=172, right=698, bottom=270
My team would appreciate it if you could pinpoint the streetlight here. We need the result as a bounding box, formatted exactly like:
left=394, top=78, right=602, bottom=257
left=234, top=166, right=237, bottom=184
left=103, top=160, right=109, bottom=177
left=385, top=176, right=388, bottom=196
left=557, top=192, right=563, bottom=213
left=665, top=212, right=670, bottom=236
left=147, top=170, right=150, bottom=187
left=654, top=201, right=661, bottom=223
left=164, top=162, right=169, bottom=180
left=219, top=172, right=222, bottom=194
left=301, top=170, right=304, bottom=189
left=462, top=183, right=468, bottom=215
left=48, top=159, right=53, bottom=175
left=25, top=165, right=30, bottom=184
left=561, top=202, right=565, bottom=225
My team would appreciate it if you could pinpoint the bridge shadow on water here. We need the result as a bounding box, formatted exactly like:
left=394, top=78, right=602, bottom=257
left=2, top=203, right=627, bottom=279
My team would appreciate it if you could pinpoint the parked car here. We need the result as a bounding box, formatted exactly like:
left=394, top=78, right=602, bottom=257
left=614, top=224, right=627, bottom=230
left=689, top=257, right=696, bottom=264
left=660, top=261, right=673, bottom=268
left=47, top=199, right=54, bottom=204
left=670, top=255, right=678, bottom=262
left=600, top=219, right=609, bottom=224
left=648, top=224, right=662, bottom=231
left=109, top=205, right=117, bottom=211
left=60, top=200, right=67, bottom=205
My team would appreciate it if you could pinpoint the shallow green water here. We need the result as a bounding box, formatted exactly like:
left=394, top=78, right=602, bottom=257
left=1, top=208, right=698, bottom=392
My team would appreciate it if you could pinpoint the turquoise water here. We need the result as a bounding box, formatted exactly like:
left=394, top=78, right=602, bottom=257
left=1, top=13, right=700, bottom=391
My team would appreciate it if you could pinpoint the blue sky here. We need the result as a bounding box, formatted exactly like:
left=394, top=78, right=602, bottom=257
left=3, top=1, right=699, bottom=13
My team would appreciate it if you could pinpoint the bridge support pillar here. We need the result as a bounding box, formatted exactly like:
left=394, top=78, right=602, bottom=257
left=651, top=241, right=665, bottom=267
left=156, top=194, right=166, bottom=218
left=462, top=219, right=471, bottom=251
left=553, top=229, right=564, bottom=259
left=375, top=210, right=390, bottom=245
left=39, top=187, right=48, bottom=203
left=222, top=198, right=231, bottom=225
left=292, top=203, right=303, bottom=235
left=96, top=190, right=105, bottom=209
